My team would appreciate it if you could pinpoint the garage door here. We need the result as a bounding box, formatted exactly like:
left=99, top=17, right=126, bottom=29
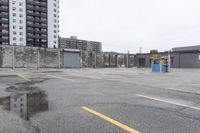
left=64, top=52, right=81, bottom=68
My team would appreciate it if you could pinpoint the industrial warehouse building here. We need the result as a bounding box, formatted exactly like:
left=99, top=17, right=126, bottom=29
left=135, top=45, right=200, bottom=68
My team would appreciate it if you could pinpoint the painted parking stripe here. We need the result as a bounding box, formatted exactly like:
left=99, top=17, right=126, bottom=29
left=166, top=87, right=200, bottom=95
left=82, top=106, right=140, bottom=133
left=136, top=94, right=200, bottom=111
left=17, top=73, right=31, bottom=82
left=47, top=74, right=74, bottom=82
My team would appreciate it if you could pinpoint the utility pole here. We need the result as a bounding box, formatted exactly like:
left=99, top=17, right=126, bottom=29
left=139, top=47, right=142, bottom=54
left=37, top=47, right=40, bottom=70
left=127, top=50, right=129, bottom=68
left=12, top=46, right=15, bottom=69
left=168, top=50, right=171, bottom=72
left=58, top=48, right=60, bottom=68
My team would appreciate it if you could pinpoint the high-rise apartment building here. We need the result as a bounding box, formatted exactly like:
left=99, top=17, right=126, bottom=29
left=0, top=0, right=59, bottom=48
left=59, top=36, right=102, bottom=52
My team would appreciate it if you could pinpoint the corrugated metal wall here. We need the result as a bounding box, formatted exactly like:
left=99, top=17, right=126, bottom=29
left=64, top=52, right=81, bottom=68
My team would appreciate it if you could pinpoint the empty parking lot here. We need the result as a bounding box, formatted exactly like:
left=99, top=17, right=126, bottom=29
left=1, top=68, right=200, bottom=133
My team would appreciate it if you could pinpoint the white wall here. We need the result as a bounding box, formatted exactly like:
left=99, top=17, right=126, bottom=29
left=48, top=0, right=60, bottom=48
left=9, top=0, right=26, bottom=46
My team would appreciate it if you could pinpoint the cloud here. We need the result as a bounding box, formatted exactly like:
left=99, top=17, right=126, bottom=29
left=60, top=0, right=200, bottom=53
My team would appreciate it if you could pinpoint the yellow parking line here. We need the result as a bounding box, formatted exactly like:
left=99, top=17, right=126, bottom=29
left=17, top=73, right=31, bottom=82
left=82, top=106, right=140, bottom=133
left=136, top=94, right=200, bottom=111
left=47, top=74, right=74, bottom=82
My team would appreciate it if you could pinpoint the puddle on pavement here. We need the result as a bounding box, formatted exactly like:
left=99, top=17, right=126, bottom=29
left=0, top=81, right=48, bottom=121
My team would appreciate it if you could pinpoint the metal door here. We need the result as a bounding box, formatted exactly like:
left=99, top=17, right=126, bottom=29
left=64, top=52, right=81, bottom=68
left=138, top=58, right=145, bottom=67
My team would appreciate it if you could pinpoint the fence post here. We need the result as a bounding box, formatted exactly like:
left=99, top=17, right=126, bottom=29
left=127, top=50, right=129, bottom=68
left=94, top=52, right=97, bottom=68
left=109, top=53, right=111, bottom=67
left=58, top=48, right=60, bottom=68
left=116, top=54, right=118, bottom=67
left=12, top=46, right=15, bottom=69
left=37, top=48, right=40, bottom=70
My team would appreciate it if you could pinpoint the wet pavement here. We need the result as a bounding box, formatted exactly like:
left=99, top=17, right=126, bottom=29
left=1, top=68, right=200, bottom=133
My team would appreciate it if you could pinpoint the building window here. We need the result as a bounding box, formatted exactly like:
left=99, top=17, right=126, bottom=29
left=13, top=19, right=16, bottom=23
left=12, top=7, right=16, bottom=11
left=20, top=109, right=23, bottom=113
left=19, top=2, right=23, bottom=6
left=13, top=31, right=17, bottom=35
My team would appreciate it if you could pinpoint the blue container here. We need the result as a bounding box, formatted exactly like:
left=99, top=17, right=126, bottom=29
left=161, top=65, right=168, bottom=72
left=152, top=64, right=168, bottom=73
left=152, top=64, right=160, bottom=72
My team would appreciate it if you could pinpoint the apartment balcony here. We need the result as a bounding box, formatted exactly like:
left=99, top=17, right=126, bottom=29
left=0, top=19, right=8, bottom=24
left=27, top=29, right=47, bottom=34
left=27, top=12, right=47, bottom=18
left=26, top=0, right=47, bottom=7
left=26, top=6, right=47, bottom=13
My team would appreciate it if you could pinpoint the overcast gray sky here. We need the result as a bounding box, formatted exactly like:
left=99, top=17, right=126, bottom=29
left=60, top=0, right=200, bottom=53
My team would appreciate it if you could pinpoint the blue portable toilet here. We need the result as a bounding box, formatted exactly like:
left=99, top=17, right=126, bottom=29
left=151, top=55, right=169, bottom=73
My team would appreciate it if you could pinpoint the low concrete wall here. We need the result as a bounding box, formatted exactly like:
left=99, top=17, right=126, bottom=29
left=0, top=45, right=135, bottom=68
left=0, top=45, right=61, bottom=68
